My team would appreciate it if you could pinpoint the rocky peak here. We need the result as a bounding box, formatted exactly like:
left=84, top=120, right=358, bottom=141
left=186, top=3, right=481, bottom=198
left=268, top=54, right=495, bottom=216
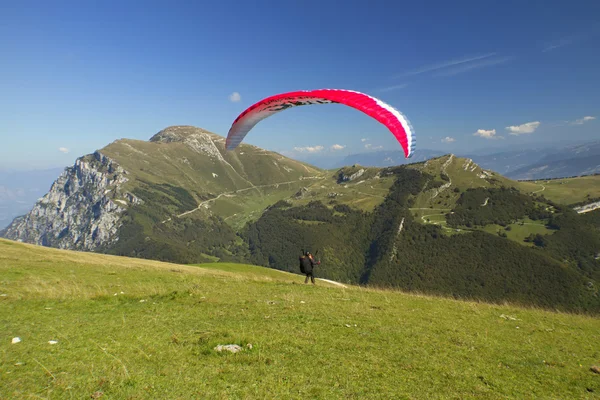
left=1, top=152, right=142, bottom=251
left=149, top=125, right=228, bottom=160
left=336, top=165, right=366, bottom=183
left=149, top=126, right=219, bottom=143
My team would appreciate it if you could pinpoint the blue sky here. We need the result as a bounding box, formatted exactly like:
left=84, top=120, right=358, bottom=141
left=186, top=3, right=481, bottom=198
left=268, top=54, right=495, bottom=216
left=0, top=0, right=599, bottom=169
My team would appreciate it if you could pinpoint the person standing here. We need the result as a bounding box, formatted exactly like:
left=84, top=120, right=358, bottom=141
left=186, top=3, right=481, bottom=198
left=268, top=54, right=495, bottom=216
left=299, top=250, right=320, bottom=284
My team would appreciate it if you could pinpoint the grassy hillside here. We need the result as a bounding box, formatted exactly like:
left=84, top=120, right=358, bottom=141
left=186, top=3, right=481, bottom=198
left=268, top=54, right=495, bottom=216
left=97, top=127, right=402, bottom=262
left=96, top=141, right=600, bottom=311
left=1, top=239, right=599, bottom=399
left=13, top=124, right=597, bottom=266
left=406, top=155, right=514, bottom=210
left=403, top=155, right=600, bottom=213
left=95, top=126, right=328, bottom=261
left=5, top=130, right=599, bottom=316
left=389, top=155, right=597, bottom=245
left=100, top=126, right=323, bottom=228
left=244, top=167, right=600, bottom=313
left=515, top=174, right=600, bottom=205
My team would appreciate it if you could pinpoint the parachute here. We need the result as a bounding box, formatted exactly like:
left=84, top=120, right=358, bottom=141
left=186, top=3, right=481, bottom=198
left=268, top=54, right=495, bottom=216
left=225, top=89, right=415, bottom=158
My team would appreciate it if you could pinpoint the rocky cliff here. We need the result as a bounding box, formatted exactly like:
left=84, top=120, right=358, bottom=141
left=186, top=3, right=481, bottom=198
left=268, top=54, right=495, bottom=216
left=2, top=151, right=141, bottom=250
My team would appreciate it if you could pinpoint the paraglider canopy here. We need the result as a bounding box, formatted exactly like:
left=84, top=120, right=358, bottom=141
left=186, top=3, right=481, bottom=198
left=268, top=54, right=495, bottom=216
left=225, top=89, right=416, bottom=158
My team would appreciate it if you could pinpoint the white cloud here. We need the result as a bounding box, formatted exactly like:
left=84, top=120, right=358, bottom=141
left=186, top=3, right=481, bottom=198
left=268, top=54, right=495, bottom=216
left=293, top=145, right=324, bottom=153
left=505, top=121, right=541, bottom=135
left=228, top=92, right=241, bottom=102
left=364, top=143, right=383, bottom=150
left=441, top=137, right=456, bottom=143
left=434, top=56, right=515, bottom=77
left=377, top=83, right=408, bottom=92
left=361, top=138, right=369, bottom=142
left=572, top=116, right=596, bottom=125
left=542, top=38, right=573, bottom=52
left=473, top=129, right=501, bottom=139
left=398, top=53, right=497, bottom=77
left=330, top=144, right=346, bottom=151
left=58, top=147, right=70, bottom=154
left=542, top=34, right=582, bottom=52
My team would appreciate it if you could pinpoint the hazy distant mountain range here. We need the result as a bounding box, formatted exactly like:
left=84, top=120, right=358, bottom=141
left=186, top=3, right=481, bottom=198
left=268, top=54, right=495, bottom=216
left=327, top=140, right=600, bottom=180
left=503, top=141, right=600, bottom=180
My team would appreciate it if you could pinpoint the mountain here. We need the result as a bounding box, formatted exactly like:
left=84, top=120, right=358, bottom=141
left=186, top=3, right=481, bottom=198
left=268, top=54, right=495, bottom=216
left=334, top=140, right=600, bottom=180
left=462, top=148, right=554, bottom=176
left=3, top=126, right=599, bottom=313
left=0, top=167, right=64, bottom=229
left=245, top=154, right=600, bottom=313
left=505, top=141, right=600, bottom=180
left=2, top=126, right=320, bottom=261
left=327, top=145, right=561, bottom=174
left=332, top=148, right=447, bottom=169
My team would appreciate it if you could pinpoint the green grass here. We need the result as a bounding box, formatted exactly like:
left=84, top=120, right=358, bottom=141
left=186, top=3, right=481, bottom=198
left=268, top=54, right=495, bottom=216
left=2, top=240, right=600, bottom=399
left=191, top=262, right=320, bottom=282
left=481, top=219, right=554, bottom=245
left=411, top=209, right=555, bottom=245
left=212, top=184, right=312, bottom=230
left=409, top=210, right=476, bottom=236
left=408, top=155, right=514, bottom=211
left=515, top=175, right=600, bottom=205
left=206, top=171, right=394, bottom=230
left=101, top=131, right=396, bottom=231
left=292, top=171, right=394, bottom=212
left=98, top=129, right=323, bottom=228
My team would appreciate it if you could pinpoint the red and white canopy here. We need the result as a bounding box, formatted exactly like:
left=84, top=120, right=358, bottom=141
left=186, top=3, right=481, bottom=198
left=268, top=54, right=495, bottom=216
left=226, top=89, right=415, bottom=158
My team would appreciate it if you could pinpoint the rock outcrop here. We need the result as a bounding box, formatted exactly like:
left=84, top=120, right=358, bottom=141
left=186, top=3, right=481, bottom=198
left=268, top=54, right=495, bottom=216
left=150, top=125, right=226, bottom=160
left=2, top=151, right=141, bottom=250
left=337, top=166, right=366, bottom=183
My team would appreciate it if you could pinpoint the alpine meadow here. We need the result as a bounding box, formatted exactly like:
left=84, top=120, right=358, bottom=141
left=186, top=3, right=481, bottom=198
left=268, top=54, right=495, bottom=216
left=2, top=239, right=600, bottom=398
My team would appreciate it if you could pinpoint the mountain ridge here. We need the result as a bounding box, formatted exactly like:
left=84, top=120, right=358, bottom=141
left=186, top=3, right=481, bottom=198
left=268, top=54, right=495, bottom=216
left=507, top=141, right=600, bottom=179
left=330, top=139, right=600, bottom=180
left=3, top=125, right=599, bottom=313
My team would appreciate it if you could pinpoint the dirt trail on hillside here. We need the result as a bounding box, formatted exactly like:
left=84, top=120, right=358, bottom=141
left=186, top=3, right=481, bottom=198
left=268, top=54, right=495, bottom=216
left=161, top=175, right=324, bottom=223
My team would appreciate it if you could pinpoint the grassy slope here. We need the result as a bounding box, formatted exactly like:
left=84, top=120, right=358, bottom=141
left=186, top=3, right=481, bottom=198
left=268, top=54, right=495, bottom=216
left=515, top=175, right=600, bottom=205
left=217, top=153, right=592, bottom=249
left=481, top=218, right=553, bottom=245
left=219, top=167, right=397, bottom=230
left=81, top=135, right=599, bottom=245
left=100, top=129, right=323, bottom=231
left=407, top=155, right=516, bottom=211
left=401, top=156, right=596, bottom=243
left=102, top=131, right=398, bottom=228
left=404, top=156, right=529, bottom=238
left=2, top=239, right=599, bottom=399
left=407, top=155, right=600, bottom=209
